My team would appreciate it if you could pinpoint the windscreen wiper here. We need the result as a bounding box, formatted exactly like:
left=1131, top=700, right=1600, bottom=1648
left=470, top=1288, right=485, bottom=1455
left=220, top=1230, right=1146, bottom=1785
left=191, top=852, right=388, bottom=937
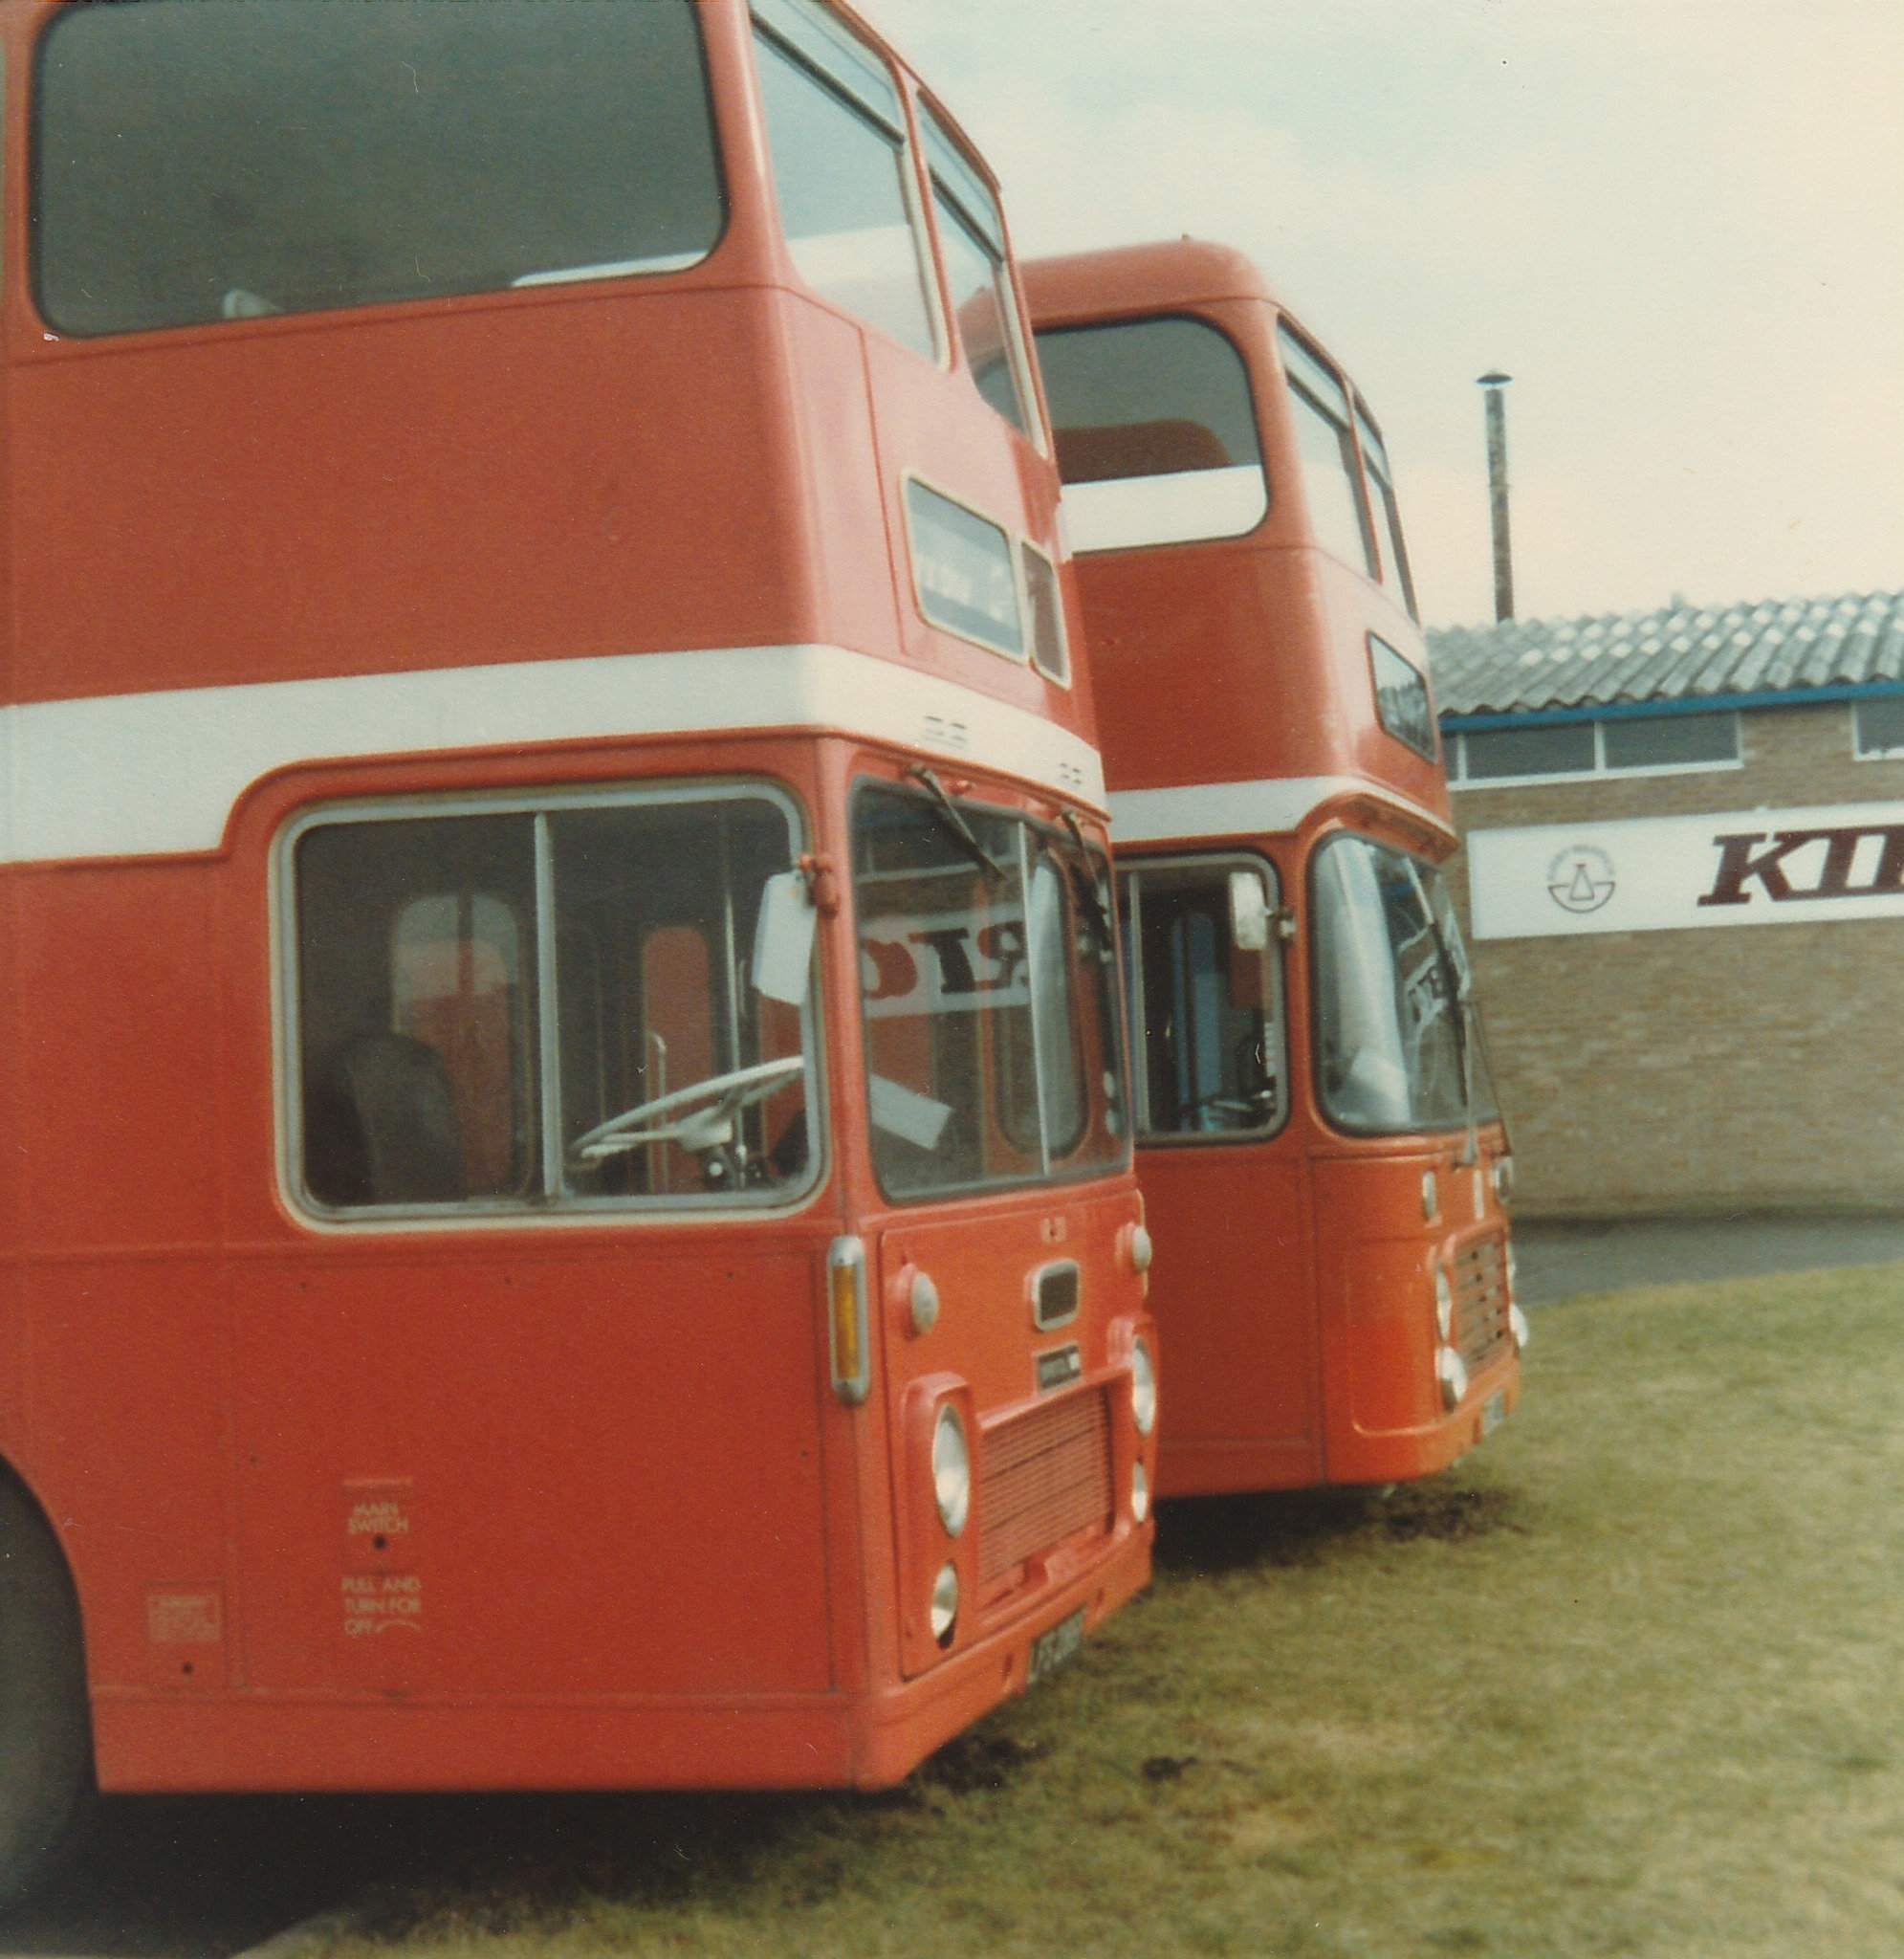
left=1061, top=810, right=1117, bottom=957
left=906, top=765, right=1008, bottom=886
left=1407, top=864, right=1479, bottom=1167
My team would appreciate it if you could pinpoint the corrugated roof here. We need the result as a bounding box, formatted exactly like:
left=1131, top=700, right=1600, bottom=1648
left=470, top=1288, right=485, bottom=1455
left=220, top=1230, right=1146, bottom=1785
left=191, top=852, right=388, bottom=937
left=1427, top=589, right=1904, bottom=717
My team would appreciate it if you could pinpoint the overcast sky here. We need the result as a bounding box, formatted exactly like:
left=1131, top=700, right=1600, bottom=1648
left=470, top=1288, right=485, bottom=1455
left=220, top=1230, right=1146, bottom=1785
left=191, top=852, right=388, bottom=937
left=858, top=0, right=1904, bottom=629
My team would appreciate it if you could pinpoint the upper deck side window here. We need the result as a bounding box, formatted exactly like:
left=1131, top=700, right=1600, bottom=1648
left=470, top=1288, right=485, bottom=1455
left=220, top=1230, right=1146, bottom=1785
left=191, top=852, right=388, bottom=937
left=1034, top=316, right=1268, bottom=554
left=1354, top=405, right=1419, bottom=621
left=917, top=103, right=1040, bottom=444
left=1368, top=633, right=1438, bottom=762
left=33, top=0, right=725, bottom=337
left=1278, top=323, right=1382, bottom=580
left=752, top=0, right=937, bottom=359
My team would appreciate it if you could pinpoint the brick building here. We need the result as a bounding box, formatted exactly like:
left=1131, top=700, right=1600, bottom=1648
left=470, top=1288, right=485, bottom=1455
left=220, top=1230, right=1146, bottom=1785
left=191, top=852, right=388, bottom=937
left=1428, top=589, right=1904, bottom=1218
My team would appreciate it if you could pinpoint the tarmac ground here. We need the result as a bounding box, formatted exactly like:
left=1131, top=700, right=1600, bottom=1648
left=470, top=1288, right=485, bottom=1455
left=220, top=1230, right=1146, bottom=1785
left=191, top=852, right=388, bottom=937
left=1512, top=1214, right=1904, bottom=1305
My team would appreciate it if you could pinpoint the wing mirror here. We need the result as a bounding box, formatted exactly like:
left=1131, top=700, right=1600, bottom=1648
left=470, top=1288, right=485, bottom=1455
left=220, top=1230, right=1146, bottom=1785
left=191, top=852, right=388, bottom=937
left=753, top=869, right=818, bottom=1005
left=1228, top=869, right=1271, bottom=951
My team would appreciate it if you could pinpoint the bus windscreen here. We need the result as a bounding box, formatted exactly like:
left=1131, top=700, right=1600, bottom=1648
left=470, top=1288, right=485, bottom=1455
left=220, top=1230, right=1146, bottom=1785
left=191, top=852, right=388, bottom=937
left=34, top=0, right=724, bottom=336
left=1310, top=834, right=1498, bottom=1136
left=853, top=784, right=1127, bottom=1198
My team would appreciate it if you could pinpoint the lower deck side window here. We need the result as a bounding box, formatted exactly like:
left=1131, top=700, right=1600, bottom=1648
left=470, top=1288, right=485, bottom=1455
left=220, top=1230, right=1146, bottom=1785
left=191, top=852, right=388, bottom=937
left=290, top=787, right=817, bottom=1216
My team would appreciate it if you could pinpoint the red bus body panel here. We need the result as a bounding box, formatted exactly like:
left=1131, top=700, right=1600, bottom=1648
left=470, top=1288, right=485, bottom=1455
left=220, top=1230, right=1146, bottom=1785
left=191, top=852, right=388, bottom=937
left=1026, top=241, right=1519, bottom=1497
left=0, top=0, right=1151, bottom=1794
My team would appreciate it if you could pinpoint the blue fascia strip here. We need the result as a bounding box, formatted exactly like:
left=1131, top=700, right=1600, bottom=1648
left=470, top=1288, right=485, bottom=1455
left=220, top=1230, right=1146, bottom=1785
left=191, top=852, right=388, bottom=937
left=1439, top=678, right=1904, bottom=733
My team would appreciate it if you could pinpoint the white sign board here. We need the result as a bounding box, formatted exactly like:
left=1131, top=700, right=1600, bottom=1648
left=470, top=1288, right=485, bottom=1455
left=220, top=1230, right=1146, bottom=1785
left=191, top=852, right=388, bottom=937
left=859, top=906, right=1030, bottom=1016
left=1468, top=799, right=1904, bottom=940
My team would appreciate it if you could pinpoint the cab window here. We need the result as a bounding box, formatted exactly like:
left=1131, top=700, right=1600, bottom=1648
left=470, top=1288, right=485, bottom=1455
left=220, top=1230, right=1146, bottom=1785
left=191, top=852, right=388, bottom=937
left=1119, top=857, right=1285, bottom=1140
left=292, top=787, right=817, bottom=1216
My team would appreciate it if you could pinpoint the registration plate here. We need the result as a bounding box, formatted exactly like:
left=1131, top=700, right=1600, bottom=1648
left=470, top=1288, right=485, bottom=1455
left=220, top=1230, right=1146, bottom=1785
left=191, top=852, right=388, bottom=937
left=1027, top=1608, right=1085, bottom=1687
left=1481, top=1390, right=1507, bottom=1436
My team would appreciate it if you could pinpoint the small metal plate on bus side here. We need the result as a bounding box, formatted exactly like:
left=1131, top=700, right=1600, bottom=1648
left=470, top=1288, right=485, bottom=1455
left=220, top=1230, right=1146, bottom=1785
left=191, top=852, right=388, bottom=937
left=1027, top=1608, right=1085, bottom=1688
left=1481, top=1391, right=1507, bottom=1436
left=1035, top=1343, right=1083, bottom=1394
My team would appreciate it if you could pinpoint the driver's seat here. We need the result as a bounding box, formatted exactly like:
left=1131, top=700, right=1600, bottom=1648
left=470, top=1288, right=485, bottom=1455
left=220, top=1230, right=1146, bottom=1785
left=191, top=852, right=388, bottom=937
left=304, top=1033, right=467, bottom=1207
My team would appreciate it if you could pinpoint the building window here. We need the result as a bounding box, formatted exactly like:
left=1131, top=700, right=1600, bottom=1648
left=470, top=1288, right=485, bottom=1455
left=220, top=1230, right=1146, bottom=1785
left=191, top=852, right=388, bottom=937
left=1451, top=710, right=1740, bottom=784
left=1600, top=714, right=1739, bottom=769
left=1853, top=698, right=1904, bottom=759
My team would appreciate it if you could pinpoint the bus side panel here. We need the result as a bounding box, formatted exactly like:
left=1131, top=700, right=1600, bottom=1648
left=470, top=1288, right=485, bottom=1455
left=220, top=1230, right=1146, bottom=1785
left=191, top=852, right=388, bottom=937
left=1083, top=545, right=1340, bottom=798
left=1310, top=1154, right=1433, bottom=1472
left=15, top=863, right=221, bottom=1249
left=857, top=335, right=1077, bottom=736
left=1310, top=1151, right=1516, bottom=1484
left=775, top=297, right=903, bottom=665
left=1142, top=1143, right=1323, bottom=1497
left=1309, top=561, right=1452, bottom=829
left=9, top=290, right=802, bottom=705
left=10, top=862, right=230, bottom=1693
left=25, top=1262, right=230, bottom=1698
left=226, top=1246, right=833, bottom=1702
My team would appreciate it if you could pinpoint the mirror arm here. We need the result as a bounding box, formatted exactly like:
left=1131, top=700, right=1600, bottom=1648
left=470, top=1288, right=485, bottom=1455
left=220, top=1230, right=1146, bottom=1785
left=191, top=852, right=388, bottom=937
left=797, top=851, right=841, bottom=916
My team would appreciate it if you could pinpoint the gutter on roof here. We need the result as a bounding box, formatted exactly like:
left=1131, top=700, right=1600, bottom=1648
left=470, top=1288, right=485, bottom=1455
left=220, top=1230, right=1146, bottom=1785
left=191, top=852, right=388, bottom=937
left=1439, top=677, right=1904, bottom=733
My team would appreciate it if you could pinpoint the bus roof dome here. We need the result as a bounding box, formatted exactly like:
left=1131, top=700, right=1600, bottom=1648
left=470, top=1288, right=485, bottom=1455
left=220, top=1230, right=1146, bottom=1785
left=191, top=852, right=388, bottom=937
left=1021, top=238, right=1280, bottom=326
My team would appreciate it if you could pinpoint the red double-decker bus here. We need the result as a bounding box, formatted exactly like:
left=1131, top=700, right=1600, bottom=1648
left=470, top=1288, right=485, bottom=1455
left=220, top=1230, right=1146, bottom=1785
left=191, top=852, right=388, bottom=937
left=1024, top=240, right=1521, bottom=1501
left=0, top=0, right=1155, bottom=1896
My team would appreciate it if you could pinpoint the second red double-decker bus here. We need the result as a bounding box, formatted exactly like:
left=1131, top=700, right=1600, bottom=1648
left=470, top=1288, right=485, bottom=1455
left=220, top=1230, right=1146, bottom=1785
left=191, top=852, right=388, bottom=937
left=1025, top=240, right=1522, bottom=1500
left=0, top=0, right=1154, bottom=1897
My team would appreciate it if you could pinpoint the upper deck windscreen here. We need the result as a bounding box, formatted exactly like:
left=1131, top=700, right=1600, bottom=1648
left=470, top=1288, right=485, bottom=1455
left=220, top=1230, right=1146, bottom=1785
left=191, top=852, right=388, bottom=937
left=1036, top=317, right=1266, bottom=553
left=34, top=0, right=724, bottom=337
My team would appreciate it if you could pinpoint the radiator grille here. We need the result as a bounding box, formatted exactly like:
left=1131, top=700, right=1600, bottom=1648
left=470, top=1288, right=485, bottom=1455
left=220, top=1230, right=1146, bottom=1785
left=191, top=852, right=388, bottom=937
left=977, top=1388, right=1113, bottom=1586
left=1454, top=1231, right=1513, bottom=1376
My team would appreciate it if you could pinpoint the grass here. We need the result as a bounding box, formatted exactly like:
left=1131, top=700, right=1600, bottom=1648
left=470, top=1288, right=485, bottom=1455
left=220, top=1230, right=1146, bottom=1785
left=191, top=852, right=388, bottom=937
left=324, top=1260, right=1904, bottom=1958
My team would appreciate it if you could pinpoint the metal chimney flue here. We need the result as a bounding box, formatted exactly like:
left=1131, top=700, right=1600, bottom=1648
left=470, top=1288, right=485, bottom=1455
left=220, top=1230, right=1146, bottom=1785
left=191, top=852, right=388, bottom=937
left=1477, top=371, right=1514, bottom=622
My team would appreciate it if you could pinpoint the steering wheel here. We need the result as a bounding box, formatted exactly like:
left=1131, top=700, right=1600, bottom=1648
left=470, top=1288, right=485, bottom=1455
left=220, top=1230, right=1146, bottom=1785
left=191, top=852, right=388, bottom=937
left=569, top=1056, right=806, bottom=1166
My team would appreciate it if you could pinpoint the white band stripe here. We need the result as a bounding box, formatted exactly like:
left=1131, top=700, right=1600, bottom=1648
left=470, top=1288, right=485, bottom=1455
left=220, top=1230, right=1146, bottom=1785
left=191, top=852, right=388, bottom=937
left=0, top=643, right=1105, bottom=866
left=1108, top=776, right=1450, bottom=845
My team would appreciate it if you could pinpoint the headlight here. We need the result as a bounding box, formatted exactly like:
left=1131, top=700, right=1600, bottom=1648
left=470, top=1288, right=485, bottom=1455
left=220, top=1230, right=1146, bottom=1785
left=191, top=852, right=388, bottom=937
left=1433, top=1264, right=1454, bottom=1341
left=1421, top=1170, right=1438, bottom=1222
left=1510, top=1303, right=1531, bottom=1353
left=909, top=1268, right=940, bottom=1336
left=1131, top=1461, right=1150, bottom=1524
left=931, top=1404, right=970, bottom=1538
left=930, top=1561, right=959, bottom=1645
left=1130, top=1337, right=1157, bottom=1438
left=1436, top=1345, right=1469, bottom=1410
left=1494, top=1156, right=1515, bottom=1203
left=1506, top=1241, right=1519, bottom=1298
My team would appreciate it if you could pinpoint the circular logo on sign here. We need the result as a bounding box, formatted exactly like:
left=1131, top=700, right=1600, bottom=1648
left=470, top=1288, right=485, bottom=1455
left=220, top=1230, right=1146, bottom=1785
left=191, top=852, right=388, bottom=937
left=1546, top=844, right=1616, bottom=913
